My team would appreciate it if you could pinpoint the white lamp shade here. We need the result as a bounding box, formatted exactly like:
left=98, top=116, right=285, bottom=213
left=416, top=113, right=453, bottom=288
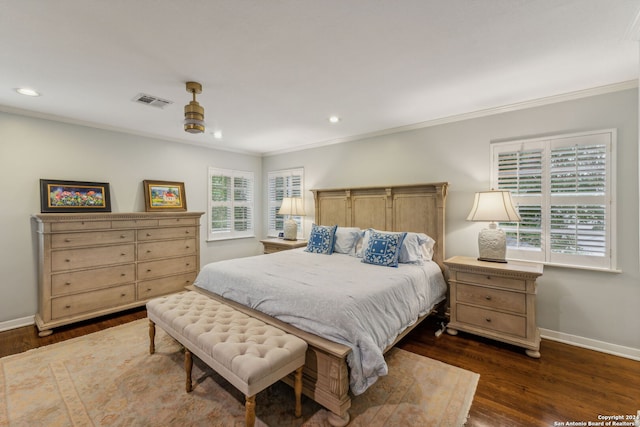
left=278, top=197, right=306, bottom=216
left=466, top=190, right=521, bottom=222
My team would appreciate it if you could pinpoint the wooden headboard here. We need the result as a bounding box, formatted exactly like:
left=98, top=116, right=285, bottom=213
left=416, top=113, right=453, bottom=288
left=310, top=182, right=448, bottom=268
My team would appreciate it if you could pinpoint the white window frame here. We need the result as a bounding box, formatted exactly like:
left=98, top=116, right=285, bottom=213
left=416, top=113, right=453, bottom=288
left=491, top=129, right=617, bottom=271
left=207, top=167, right=255, bottom=241
left=267, top=168, right=304, bottom=239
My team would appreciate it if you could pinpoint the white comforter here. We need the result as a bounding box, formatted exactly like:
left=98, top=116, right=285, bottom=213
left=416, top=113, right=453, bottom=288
left=194, top=248, right=447, bottom=395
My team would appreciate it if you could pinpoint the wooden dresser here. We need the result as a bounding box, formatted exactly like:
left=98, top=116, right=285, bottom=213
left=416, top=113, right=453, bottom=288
left=444, top=256, right=543, bottom=358
left=33, top=212, right=204, bottom=336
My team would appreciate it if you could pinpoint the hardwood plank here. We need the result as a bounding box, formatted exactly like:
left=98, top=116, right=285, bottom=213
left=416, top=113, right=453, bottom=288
left=1, top=309, right=638, bottom=427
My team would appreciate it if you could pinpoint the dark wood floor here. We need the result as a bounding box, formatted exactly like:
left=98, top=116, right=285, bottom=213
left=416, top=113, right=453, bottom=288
left=1, top=309, right=638, bottom=427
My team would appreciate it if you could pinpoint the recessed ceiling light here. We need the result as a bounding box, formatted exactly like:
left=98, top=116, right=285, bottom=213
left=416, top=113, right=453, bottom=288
left=328, top=116, right=340, bottom=123
left=15, top=87, right=41, bottom=97
left=213, top=131, right=222, bottom=139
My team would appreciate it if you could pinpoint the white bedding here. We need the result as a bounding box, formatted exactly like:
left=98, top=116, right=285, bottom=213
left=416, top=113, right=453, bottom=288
left=194, top=248, right=447, bottom=395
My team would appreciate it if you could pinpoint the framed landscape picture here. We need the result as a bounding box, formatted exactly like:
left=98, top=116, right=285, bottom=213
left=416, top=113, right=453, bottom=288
left=40, top=179, right=111, bottom=213
left=143, top=180, right=187, bottom=212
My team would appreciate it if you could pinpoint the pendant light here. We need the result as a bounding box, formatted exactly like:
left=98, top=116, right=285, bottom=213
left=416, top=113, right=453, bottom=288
left=184, top=81, right=205, bottom=134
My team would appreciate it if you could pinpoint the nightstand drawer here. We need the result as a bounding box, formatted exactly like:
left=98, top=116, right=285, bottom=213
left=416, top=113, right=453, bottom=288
left=456, top=283, right=526, bottom=314
left=457, top=304, right=527, bottom=338
left=457, top=271, right=526, bottom=291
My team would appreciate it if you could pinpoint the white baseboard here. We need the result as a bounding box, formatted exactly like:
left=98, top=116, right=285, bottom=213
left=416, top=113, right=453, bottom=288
left=0, top=315, right=35, bottom=333
left=540, top=328, right=640, bottom=361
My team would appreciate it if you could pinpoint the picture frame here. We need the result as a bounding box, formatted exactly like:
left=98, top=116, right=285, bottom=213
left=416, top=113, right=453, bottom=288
left=40, top=179, right=112, bottom=213
left=143, top=180, right=187, bottom=212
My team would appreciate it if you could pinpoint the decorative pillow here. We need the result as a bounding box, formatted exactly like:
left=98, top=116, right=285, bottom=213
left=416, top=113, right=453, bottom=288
left=361, top=230, right=407, bottom=267
left=333, top=227, right=362, bottom=255
left=305, top=224, right=338, bottom=255
left=399, top=232, right=436, bottom=264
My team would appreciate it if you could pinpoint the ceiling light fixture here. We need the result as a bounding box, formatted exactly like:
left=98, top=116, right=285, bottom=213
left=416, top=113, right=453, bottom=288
left=213, top=131, right=222, bottom=139
left=184, top=81, right=205, bottom=134
left=328, top=116, right=340, bottom=123
left=15, top=87, right=41, bottom=97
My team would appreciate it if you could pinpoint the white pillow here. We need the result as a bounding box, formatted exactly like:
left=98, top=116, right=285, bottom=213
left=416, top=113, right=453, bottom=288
left=399, top=232, right=435, bottom=264
left=333, top=227, right=362, bottom=255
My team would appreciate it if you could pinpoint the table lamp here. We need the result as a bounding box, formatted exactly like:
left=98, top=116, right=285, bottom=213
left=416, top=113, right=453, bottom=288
left=278, top=197, right=305, bottom=240
left=466, top=190, right=521, bottom=263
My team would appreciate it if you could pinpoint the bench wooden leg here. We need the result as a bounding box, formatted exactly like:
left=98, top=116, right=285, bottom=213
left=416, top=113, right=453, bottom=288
left=148, top=320, right=155, bottom=354
left=185, top=348, right=193, bottom=393
left=294, top=366, right=303, bottom=417
left=245, top=394, right=256, bottom=427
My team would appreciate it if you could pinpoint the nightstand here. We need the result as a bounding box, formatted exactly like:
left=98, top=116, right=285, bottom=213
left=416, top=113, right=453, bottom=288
left=260, top=238, right=308, bottom=254
left=444, top=256, right=543, bottom=358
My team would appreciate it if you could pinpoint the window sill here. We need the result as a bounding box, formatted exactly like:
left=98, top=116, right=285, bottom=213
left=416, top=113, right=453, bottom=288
left=206, top=235, right=256, bottom=243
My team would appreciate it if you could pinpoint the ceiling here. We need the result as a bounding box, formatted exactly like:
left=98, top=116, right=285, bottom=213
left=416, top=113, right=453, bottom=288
left=1, top=1, right=638, bottom=155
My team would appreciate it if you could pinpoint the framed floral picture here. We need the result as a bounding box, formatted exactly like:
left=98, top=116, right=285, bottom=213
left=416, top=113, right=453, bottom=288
left=143, top=180, right=187, bottom=212
left=40, top=179, right=112, bottom=213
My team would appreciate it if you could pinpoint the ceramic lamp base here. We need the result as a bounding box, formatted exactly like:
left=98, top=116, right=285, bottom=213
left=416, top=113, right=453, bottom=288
left=283, top=219, right=298, bottom=241
left=477, top=223, right=507, bottom=263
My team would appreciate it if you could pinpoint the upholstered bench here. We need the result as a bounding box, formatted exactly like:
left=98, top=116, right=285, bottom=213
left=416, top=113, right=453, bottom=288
left=146, top=291, right=308, bottom=427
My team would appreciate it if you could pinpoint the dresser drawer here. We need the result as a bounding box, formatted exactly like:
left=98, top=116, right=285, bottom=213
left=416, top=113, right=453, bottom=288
left=158, top=217, right=198, bottom=226
left=456, top=304, right=527, bottom=338
left=52, top=230, right=135, bottom=248
left=456, top=271, right=526, bottom=291
left=137, top=272, right=197, bottom=299
left=51, top=244, right=135, bottom=271
left=137, top=227, right=197, bottom=241
left=456, top=283, right=526, bottom=314
left=51, top=284, right=135, bottom=319
left=51, top=264, right=135, bottom=295
left=138, top=256, right=197, bottom=280
left=138, top=238, right=197, bottom=261
left=51, top=221, right=111, bottom=232
left=112, top=219, right=158, bottom=228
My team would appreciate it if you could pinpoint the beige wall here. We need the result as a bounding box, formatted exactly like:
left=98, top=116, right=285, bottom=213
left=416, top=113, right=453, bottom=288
left=263, top=88, right=640, bottom=355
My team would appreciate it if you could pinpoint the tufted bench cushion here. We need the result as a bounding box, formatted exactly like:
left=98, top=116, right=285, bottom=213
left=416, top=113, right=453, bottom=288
left=146, top=290, right=308, bottom=426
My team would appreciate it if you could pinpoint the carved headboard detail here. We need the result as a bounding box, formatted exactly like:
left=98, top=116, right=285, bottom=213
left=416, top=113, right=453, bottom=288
left=310, top=182, right=448, bottom=269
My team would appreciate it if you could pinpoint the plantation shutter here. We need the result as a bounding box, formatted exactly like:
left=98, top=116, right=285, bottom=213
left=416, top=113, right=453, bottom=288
left=491, top=130, right=614, bottom=270
left=208, top=167, right=254, bottom=240
left=267, top=168, right=304, bottom=238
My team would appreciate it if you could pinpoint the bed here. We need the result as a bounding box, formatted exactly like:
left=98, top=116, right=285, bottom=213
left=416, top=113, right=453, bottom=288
left=192, top=182, right=448, bottom=426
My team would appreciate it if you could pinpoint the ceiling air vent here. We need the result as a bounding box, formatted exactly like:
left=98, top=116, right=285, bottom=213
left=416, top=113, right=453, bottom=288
left=132, top=93, right=174, bottom=109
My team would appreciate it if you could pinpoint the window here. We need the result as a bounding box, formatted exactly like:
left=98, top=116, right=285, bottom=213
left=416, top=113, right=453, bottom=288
left=267, top=168, right=304, bottom=238
left=207, top=167, right=254, bottom=240
left=491, top=129, right=616, bottom=270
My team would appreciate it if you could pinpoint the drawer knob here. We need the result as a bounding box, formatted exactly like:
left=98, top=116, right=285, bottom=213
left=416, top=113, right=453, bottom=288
left=65, top=259, right=71, bottom=262
left=186, top=246, right=190, bottom=249
left=186, top=263, right=190, bottom=266
left=485, top=318, right=492, bottom=323
left=65, top=305, right=71, bottom=309
left=147, top=233, right=151, bottom=237
left=485, top=295, right=492, bottom=301
left=121, top=253, right=126, bottom=256
left=65, top=281, right=71, bottom=285
left=147, top=288, right=152, bottom=292
left=121, top=293, right=126, bottom=297
left=147, top=250, right=151, bottom=253
left=120, top=235, right=126, bottom=239
left=147, top=269, right=152, bottom=272
left=64, top=238, right=71, bottom=242
left=486, top=276, right=491, bottom=280
left=121, top=273, right=126, bottom=276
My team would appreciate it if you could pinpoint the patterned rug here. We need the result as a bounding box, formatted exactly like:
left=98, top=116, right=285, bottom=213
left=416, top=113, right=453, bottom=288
left=0, top=319, right=479, bottom=426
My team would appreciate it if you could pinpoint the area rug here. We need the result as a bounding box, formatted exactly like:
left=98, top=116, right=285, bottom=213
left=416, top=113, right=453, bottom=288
left=0, top=319, right=479, bottom=426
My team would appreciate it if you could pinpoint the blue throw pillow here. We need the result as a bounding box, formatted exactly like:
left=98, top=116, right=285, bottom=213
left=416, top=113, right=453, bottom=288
left=362, top=230, right=407, bottom=267
left=305, top=224, right=338, bottom=255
